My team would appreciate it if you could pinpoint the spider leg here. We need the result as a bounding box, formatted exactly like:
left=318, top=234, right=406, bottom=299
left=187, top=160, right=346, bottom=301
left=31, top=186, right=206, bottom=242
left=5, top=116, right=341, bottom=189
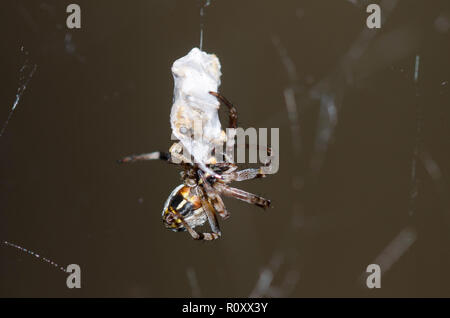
left=199, top=193, right=222, bottom=236
left=117, top=151, right=177, bottom=164
left=218, top=145, right=271, bottom=182
left=230, top=168, right=266, bottom=182
left=183, top=220, right=221, bottom=240
left=211, top=195, right=229, bottom=220
left=215, top=183, right=271, bottom=209
left=198, top=170, right=230, bottom=219
left=210, top=162, right=238, bottom=176
left=239, top=142, right=275, bottom=175
left=197, top=176, right=228, bottom=226
left=209, top=91, right=237, bottom=129
left=209, top=91, right=237, bottom=163
left=168, top=210, right=221, bottom=241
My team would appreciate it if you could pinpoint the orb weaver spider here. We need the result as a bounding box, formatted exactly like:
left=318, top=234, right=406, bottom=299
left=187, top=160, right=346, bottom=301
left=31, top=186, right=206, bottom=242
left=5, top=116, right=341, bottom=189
left=118, top=92, right=272, bottom=241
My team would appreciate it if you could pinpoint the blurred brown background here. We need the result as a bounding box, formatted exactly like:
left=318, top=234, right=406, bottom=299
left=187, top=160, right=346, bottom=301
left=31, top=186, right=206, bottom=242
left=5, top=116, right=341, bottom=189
left=0, top=0, right=449, bottom=297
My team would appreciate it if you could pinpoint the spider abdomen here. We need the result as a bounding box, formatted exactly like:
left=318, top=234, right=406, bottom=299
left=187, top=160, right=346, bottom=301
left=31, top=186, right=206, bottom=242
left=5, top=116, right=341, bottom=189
left=162, top=184, right=206, bottom=232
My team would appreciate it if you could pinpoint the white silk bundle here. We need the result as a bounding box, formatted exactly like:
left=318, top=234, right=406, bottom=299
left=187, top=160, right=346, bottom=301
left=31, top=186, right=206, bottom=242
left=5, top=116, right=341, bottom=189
left=170, top=48, right=226, bottom=164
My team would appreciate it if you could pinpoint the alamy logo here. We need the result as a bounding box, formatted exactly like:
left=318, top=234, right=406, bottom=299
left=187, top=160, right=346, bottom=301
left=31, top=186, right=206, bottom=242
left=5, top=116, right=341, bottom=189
left=366, top=4, right=381, bottom=29
left=171, top=125, right=280, bottom=175
left=66, top=4, right=81, bottom=29
left=66, top=264, right=81, bottom=288
left=366, top=264, right=381, bottom=289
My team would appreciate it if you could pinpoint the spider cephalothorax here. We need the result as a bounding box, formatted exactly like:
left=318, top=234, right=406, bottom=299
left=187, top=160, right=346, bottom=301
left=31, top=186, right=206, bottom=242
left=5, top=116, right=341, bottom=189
left=119, top=92, right=273, bottom=240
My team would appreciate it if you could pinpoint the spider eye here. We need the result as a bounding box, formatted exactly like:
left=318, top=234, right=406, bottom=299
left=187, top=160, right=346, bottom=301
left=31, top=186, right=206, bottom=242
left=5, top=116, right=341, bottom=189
left=179, top=126, right=188, bottom=134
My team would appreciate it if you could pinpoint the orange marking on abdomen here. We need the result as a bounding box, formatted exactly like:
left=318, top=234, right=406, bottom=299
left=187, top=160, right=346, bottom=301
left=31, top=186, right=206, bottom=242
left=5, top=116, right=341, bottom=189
left=180, top=186, right=202, bottom=209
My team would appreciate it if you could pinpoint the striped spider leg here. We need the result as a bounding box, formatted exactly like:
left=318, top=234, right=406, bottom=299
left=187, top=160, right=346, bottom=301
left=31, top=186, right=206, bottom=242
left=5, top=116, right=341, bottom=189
left=117, top=151, right=174, bottom=164
left=209, top=91, right=237, bottom=159
left=214, top=182, right=271, bottom=209
left=198, top=169, right=230, bottom=220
